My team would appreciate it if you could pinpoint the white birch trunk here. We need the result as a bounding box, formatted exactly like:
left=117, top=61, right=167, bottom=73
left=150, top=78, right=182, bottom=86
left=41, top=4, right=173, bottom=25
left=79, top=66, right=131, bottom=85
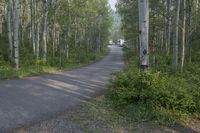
left=152, top=3, right=158, bottom=72
left=31, top=0, right=36, bottom=54
left=56, top=30, right=59, bottom=52
left=66, top=24, right=70, bottom=60
left=166, top=0, right=171, bottom=55
left=52, top=20, right=56, bottom=57
left=7, top=0, right=13, bottom=59
left=138, top=0, right=149, bottom=71
left=66, top=43, right=69, bottom=60
left=172, top=0, right=180, bottom=72
left=36, top=0, right=40, bottom=59
left=21, top=0, right=26, bottom=47
left=163, top=0, right=167, bottom=53
left=43, top=0, right=48, bottom=61
left=13, top=0, right=19, bottom=69
left=52, top=12, right=57, bottom=58
left=181, top=0, right=186, bottom=72
left=36, top=16, right=40, bottom=59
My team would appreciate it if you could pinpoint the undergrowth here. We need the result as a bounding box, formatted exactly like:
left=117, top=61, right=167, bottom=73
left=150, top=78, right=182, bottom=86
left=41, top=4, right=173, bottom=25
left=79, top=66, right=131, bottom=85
left=107, top=48, right=200, bottom=125
left=0, top=47, right=107, bottom=79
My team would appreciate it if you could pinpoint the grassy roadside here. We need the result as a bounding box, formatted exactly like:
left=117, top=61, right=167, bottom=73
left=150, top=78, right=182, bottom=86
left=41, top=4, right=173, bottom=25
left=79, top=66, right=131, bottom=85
left=0, top=50, right=109, bottom=80
left=72, top=47, right=200, bottom=132
left=14, top=96, right=165, bottom=133
left=73, top=96, right=200, bottom=133
left=68, top=46, right=200, bottom=132
left=13, top=47, right=200, bottom=133
left=15, top=95, right=200, bottom=133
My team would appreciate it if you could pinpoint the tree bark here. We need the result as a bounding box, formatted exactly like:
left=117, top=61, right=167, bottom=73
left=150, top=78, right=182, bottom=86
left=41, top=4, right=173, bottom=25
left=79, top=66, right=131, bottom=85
left=31, top=0, right=36, bottom=55
left=36, top=0, right=40, bottom=60
left=36, top=17, right=40, bottom=59
left=52, top=16, right=56, bottom=58
left=138, top=0, right=149, bottom=71
left=172, top=0, right=180, bottom=72
left=166, top=0, right=171, bottom=55
left=42, top=0, right=48, bottom=62
left=13, top=0, right=20, bottom=69
left=188, top=0, right=192, bottom=63
left=163, top=0, right=167, bottom=53
left=7, top=0, right=13, bottom=60
left=152, top=3, right=158, bottom=72
left=181, top=0, right=186, bottom=73
left=0, top=7, right=3, bottom=34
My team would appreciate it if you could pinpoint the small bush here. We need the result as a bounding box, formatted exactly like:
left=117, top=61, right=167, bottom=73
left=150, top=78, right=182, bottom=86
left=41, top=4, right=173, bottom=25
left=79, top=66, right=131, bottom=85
left=108, top=70, right=197, bottom=112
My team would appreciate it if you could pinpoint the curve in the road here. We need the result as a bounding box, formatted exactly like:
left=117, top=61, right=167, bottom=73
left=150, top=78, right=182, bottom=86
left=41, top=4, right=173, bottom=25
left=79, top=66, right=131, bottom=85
left=0, top=46, right=124, bottom=132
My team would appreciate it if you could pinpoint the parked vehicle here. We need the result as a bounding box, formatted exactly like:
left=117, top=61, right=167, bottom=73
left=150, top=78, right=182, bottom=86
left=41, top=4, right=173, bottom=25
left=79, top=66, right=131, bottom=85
left=109, top=40, right=114, bottom=45
left=117, top=39, right=125, bottom=47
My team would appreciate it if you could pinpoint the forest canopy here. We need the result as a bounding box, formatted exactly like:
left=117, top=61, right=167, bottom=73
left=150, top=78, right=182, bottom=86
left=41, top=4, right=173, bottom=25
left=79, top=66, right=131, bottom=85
left=0, top=0, right=112, bottom=72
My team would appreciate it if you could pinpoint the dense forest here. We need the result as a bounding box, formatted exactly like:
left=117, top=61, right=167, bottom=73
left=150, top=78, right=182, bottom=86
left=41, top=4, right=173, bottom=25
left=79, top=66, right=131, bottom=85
left=0, top=0, right=111, bottom=78
left=117, top=0, right=200, bottom=72
left=107, top=0, right=200, bottom=125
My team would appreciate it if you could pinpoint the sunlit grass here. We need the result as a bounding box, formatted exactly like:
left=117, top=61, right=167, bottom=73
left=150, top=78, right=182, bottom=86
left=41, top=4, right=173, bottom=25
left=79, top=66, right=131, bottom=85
left=0, top=50, right=108, bottom=80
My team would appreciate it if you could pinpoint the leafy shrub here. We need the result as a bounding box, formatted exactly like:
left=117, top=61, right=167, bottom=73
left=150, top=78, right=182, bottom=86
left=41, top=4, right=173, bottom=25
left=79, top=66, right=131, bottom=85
left=108, top=70, right=197, bottom=113
left=107, top=48, right=200, bottom=123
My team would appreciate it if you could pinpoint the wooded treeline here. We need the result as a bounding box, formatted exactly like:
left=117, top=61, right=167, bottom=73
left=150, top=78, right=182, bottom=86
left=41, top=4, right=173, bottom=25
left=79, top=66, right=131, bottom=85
left=0, top=0, right=111, bottom=70
left=117, top=0, right=200, bottom=73
left=108, top=0, right=200, bottom=123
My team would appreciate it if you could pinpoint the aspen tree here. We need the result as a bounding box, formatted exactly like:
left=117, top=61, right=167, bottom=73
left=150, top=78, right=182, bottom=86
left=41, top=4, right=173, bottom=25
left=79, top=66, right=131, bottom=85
left=172, top=0, right=181, bottom=72
left=181, top=0, right=186, bottom=72
left=31, top=0, right=36, bottom=54
left=42, top=0, right=48, bottom=61
left=7, top=0, right=13, bottom=60
left=138, top=0, right=149, bottom=71
left=13, top=0, right=20, bottom=69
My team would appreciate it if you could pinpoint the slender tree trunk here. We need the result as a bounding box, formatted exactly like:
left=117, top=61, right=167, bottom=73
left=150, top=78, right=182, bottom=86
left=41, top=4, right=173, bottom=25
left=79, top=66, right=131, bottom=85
left=36, top=10, right=40, bottom=60
left=172, top=0, right=180, bottom=72
left=166, top=0, right=171, bottom=55
left=188, top=0, right=192, bottom=63
left=0, top=7, right=3, bottom=34
left=56, top=30, right=59, bottom=52
left=52, top=16, right=56, bottom=58
left=181, top=0, right=186, bottom=73
left=21, top=0, right=26, bottom=47
left=13, top=0, right=20, bottom=69
left=20, top=24, right=24, bottom=47
left=31, top=0, right=36, bottom=55
left=66, top=0, right=70, bottom=60
left=160, top=31, right=163, bottom=50
left=98, top=29, right=101, bottom=52
left=66, top=43, right=69, bottom=60
left=74, top=18, right=77, bottom=48
left=7, top=0, right=13, bottom=60
left=137, top=35, right=140, bottom=55
left=154, top=33, right=158, bottom=72
left=36, top=0, right=40, bottom=59
left=51, top=0, right=60, bottom=57
left=138, top=0, right=149, bottom=71
left=28, top=26, right=31, bottom=46
left=152, top=4, right=158, bottom=72
left=87, top=37, right=90, bottom=56
left=36, top=18, right=40, bottom=59
left=43, top=0, right=48, bottom=62
left=163, top=0, right=167, bottom=53
left=66, top=24, right=70, bottom=60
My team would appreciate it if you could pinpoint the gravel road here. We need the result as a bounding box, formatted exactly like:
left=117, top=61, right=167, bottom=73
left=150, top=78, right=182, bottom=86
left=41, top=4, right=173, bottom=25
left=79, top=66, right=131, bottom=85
left=0, top=46, right=124, bottom=133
